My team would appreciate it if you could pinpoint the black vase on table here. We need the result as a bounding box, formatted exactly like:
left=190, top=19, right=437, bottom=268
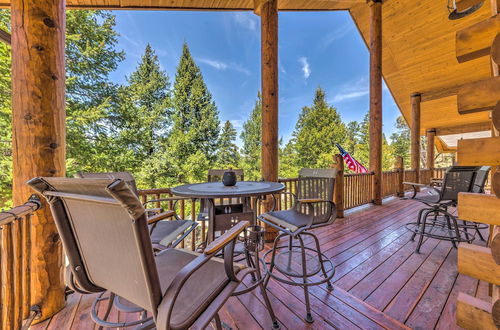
left=222, top=170, right=237, bottom=186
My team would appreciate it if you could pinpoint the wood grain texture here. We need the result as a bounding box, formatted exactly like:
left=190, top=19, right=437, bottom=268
left=369, top=0, right=382, bottom=205
left=458, top=193, right=500, bottom=225
left=492, top=226, right=500, bottom=264
left=333, top=154, right=345, bottom=218
left=458, top=244, right=500, bottom=285
left=260, top=0, right=279, bottom=241
left=435, top=121, right=492, bottom=135
left=10, top=0, right=66, bottom=321
left=410, top=94, right=421, bottom=183
left=493, top=170, right=500, bottom=198
left=456, top=14, right=500, bottom=63
left=492, top=33, right=500, bottom=65
left=426, top=129, right=435, bottom=169
left=456, top=292, right=496, bottom=330
left=493, top=101, right=500, bottom=132
left=457, top=136, right=500, bottom=166
left=457, top=76, right=500, bottom=114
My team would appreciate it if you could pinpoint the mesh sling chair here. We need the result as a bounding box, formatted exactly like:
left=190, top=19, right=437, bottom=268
left=76, top=172, right=197, bottom=250
left=404, top=166, right=480, bottom=253
left=258, top=168, right=337, bottom=323
left=28, top=177, right=280, bottom=330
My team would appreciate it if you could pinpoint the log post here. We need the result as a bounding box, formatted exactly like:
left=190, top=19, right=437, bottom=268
left=258, top=0, right=279, bottom=242
left=395, top=156, right=404, bottom=197
left=411, top=93, right=422, bottom=183
left=369, top=0, right=383, bottom=205
left=11, top=0, right=66, bottom=322
left=333, top=154, right=344, bottom=218
left=426, top=128, right=436, bottom=169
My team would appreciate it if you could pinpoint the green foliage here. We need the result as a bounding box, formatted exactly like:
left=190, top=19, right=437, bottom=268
left=389, top=116, right=411, bottom=168
left=113, top=44, right=171, bottom=187
left=281, top=87, right=347, bottom=173
left=0, top=10, right=11, bottom=207
left=217, top=121, right=240, bottom=168
left=240, top=92, right=262, bottom=180
left=167, top=43, right=220, bottom=184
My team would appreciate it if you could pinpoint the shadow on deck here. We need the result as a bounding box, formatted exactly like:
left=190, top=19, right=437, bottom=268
left=30, top=197, right=489, bottom=329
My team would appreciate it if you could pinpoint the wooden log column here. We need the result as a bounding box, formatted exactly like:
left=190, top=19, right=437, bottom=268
left=369, top=0, right=383, bottom=205
left=333, top=154, right=344, bottom=218
left=410, top=93, right=422, bottom=183
left=11, top=0, right=66, bottom=321
left=258, top=0, right=279, bottom=241
left=395, top=156, right=404, bottom=197
left=426, top=128, right=436, bottom=169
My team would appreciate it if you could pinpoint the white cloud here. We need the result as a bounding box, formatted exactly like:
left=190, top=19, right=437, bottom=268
left=331, top=76, right=370, bottom=103
left=198, top=58, right=251, bottom=76
left=198, top=58, right=228, bottom=70
left=298, top=57, right=311, bottom=79
left=233, top=12, right=257, bottom=31
left=321, top=23, right=353, bottom=48
left=229, top=119, right=243, bottom=130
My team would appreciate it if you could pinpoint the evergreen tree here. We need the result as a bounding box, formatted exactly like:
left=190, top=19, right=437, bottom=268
left=114, top=44, right=171, bottom=187
left=240, top=92, right=262, bottom=180
left=217, top=121, right=240, bottom=168
left=169, top=43, right=220, bottom=183
left=291, top=87, right=347, bottom=168
left=389, top=116, right=411, bottom=168
left=65, top=10, right=125, bottom=175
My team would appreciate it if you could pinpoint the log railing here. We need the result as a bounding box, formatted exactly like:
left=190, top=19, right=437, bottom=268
left=0, top=196, right=41, bottom=330
left=344, top=172, right=375, bottom=209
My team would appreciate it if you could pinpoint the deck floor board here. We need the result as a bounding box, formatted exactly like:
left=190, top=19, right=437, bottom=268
left=29, top=197, right=490, bottom=329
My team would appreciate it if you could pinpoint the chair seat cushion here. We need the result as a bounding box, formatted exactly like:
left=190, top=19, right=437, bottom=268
left=261, top=209, right=314, bottom=232
left=149, top=220, right=194, bottom=247
left=155, top=249, right=243, bottom=330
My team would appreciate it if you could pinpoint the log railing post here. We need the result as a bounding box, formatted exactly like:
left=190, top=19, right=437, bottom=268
left=11, top=0, right=66, bottom=322
left=411, top=93, right=422, bottom=184
left=333, top=154, right=344, bottom=218
left=257, top=0, right=279, bottom=242
left=395, top=156, right=404, bottom=197
left=426, top=128, right=436, bottom=170
left=369, top=0, right=383, bottom=205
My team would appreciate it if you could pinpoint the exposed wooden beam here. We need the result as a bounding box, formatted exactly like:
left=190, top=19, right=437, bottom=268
left=458, top=244, right=500, bottom=285
left=421, top=84, right=464, bottom=103
left=456, top=0, right=484, bottom=12
left=369, top=0, right=383, bottom=205
left=458, top=76, right=500, bottom=114
left=493, top=171, right=500, bottom=198
left=456, top=14, right=500, bottom=63
left=435, top=122, right=492, bottom=135
left=410, top=93, right=421, bottom=182
left=456, top=293, right=496, bottom=330
left=0, top=28, right=10, bottom=45
left=11, top=0, right=66, bottom=323
left=457, top=136, right=500, bottom=165
left=260, top=0, right=279, bottom=242
left=426, top=129, right=435, bottom=169
left=458, top=193, right=500, bottom=225
left=494, top=101, right=500, bottom=132
left=492, top=33, right=500, bottom=65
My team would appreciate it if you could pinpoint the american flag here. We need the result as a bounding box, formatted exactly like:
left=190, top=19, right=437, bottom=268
left=336, top=143, right=368, bottom=174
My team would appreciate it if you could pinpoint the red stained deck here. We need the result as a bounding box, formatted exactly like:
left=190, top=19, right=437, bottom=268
left=30, top=197, right=489, bottom=330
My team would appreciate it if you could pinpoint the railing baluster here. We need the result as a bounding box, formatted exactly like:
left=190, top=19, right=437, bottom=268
left=22, top=213, right=31, bottom=319
left=2, top=223, right=15, bottom=330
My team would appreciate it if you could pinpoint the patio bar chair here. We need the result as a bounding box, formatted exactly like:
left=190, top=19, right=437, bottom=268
left=404, top=166, right=480, bottom=253
left=259, top=168, right=337, bottom=323
left=28, top=177, right=280, bottom=330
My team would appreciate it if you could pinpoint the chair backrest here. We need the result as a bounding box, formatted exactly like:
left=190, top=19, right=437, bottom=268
left=440, top=166, right=479, bottom=201
left=207, top=169, right=244, bottom=182
left=297, top=169, right=337, bottom=224
left=297, top=168, right=337, bottom=201
left=75, top=171, right=139, bottom=196
left=471, top=166, right=491, bottom=193
left=28, top=177, right=162, bottom=316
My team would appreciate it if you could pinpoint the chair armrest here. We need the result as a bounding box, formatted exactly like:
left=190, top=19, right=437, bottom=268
left=147, top=210, right=175, bottom=225
left=204, top=221, right=249, bottom=255
left=156, top=221, right=249, bottom=329
left=403, top=182, right=427, bottom=187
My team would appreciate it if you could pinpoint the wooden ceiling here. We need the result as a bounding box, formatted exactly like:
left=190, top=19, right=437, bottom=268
left=0, top=0, right=494, bottom=149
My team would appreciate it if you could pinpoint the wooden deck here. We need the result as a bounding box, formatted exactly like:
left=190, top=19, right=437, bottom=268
left=30, top=197, right=490, bottom=330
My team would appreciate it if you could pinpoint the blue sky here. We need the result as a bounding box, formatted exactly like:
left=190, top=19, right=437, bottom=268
left=109, top=10, right=401, bottom=146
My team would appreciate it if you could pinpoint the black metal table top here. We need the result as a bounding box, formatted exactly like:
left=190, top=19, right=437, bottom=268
left=171, top=181, right=285, bottom=199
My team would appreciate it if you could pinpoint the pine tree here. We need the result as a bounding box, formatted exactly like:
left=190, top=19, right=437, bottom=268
left=291, top=87, right=347, bottom=168
left=168, top=42, right=220, bottom=183
left=240, top=92, right=262, bottom=180
left=217, top=121, right=240, bottom=168
left=389, top=116, right=411, bottom=168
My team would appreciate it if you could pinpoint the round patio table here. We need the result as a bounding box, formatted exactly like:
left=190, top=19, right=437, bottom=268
left=171, top=181, right=285, bottom=243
